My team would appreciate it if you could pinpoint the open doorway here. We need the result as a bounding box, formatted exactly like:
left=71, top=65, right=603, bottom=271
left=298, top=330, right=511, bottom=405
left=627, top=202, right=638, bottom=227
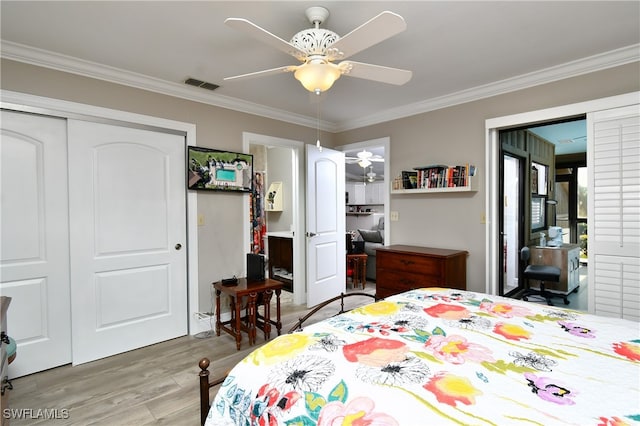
left=250, top=144, right=295, bottom=293
left=244, top=133, right=350, bottom=307
left=338, top=137, right=391, bottom=291
left=498, top=118, right=587, bottom=304
left=243, top=133, right=306, bottom=305
left=500, top=152, right=525, bottom=296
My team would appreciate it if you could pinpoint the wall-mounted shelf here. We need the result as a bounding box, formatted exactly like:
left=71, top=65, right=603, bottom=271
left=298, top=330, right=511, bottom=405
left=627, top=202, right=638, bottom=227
left=265, top=181, right=283, bottom=211
left=391, top=164, right=477, bottom=194
left=391, top=179, right=477, bottom=194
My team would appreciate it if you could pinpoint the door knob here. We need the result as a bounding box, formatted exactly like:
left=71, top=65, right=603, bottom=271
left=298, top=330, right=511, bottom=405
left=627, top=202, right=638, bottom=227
left=306, top=232, right=316, bottom=237
left=175, top=243, right=182, bottom=250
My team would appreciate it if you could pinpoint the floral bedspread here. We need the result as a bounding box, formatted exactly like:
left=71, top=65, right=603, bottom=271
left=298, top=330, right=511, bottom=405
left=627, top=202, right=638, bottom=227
left=206, top=288, right=640, bottom=426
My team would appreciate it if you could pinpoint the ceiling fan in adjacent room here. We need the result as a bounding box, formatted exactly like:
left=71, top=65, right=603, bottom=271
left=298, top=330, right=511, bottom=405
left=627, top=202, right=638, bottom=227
left=346, top=149, right=384, bottom=168
left=365, top=166, right=378, bottom=183
left=224, top=6, right=412, bottom=93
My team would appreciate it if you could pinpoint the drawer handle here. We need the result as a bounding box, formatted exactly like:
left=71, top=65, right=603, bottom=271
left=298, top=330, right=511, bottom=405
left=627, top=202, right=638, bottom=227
left=399, top=259, right=415, bottom=266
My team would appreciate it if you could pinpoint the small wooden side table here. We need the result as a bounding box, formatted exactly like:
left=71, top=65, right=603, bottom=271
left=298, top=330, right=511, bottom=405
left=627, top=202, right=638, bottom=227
left=346, top=253, right=368, bottom=289
left=213, top=278, right=283, bottom=350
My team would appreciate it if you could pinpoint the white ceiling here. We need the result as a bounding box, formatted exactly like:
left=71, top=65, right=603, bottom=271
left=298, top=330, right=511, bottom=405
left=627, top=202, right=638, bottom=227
left=1, top=1, right=638, bottom=134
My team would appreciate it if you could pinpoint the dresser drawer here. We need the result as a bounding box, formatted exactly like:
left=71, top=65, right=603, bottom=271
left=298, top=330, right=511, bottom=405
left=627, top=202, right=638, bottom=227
left=376, top=245, right=467, bottom=299
left=378, top=268, right=443, bottom=288
left=377, top=269, right=444, bottom=298
left=377, top=251, right=442, bottom=277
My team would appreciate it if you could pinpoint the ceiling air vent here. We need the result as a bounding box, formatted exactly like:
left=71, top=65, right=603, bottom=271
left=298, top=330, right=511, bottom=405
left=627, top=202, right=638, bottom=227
left=184, top=78, right=219, bottom=91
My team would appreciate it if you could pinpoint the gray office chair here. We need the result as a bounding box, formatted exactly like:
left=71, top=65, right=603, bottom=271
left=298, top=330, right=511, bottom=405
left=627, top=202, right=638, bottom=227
left=520, top=246, right=565, bottom=306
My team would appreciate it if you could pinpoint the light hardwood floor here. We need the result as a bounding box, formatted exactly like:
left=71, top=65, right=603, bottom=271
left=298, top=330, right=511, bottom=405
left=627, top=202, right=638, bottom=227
left=10, top=278, right=585, bottom=425
left=8, top=283, right=377, bottom=425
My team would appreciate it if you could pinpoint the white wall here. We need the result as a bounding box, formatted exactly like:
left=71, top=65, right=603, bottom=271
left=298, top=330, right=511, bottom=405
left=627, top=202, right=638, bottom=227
left=266, top=146, right=294, bottom=233
left=334, top=62, right=640, bottom=293
left=2, top=58, right=638, bottom=299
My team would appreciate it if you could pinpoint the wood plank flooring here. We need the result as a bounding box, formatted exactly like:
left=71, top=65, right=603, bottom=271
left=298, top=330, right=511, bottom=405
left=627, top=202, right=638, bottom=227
left=8, top=283, right=376, bottom=425
left=8, top=279, right=586, bottom=425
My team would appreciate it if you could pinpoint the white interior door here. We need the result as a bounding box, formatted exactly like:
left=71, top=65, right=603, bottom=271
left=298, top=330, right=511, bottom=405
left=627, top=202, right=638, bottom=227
left=306, top=145, right=345, bottom=307
left=0, top=110, right=72, bottom=377
left=68, top=119, right=187, bottom=365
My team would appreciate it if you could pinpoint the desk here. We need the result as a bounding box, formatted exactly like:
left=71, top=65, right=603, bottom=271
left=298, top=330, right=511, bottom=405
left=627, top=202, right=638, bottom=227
left=213, top=278, right=283, bottom=350
left=346, top=253, right=368, bottom=289
left=529, top=244, right=581, bottom=295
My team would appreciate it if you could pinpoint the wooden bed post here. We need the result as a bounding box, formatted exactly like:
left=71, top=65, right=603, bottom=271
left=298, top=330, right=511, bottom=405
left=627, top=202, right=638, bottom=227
left=198, top=358, right=211, bottom=426
left=198, top=357, right=227, bottom=425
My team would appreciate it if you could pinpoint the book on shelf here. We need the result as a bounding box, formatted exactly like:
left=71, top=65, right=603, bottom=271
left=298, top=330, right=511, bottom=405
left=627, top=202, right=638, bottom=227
left=401, top=170, right=418, bottom=189
left=401, top=164, right=476, bottom=189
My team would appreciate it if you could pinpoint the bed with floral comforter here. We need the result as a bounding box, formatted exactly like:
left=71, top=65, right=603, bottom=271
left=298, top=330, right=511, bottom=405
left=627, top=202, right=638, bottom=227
left=206, top=287, right=640, bottom=426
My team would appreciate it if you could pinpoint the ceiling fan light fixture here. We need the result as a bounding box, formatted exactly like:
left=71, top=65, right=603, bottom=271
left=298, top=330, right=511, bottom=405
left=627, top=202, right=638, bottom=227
left=294, top=60, right=341, bottom=93
left=358, top=158, right=372, bottom=168
left=366, top=167, right=376, bottom=182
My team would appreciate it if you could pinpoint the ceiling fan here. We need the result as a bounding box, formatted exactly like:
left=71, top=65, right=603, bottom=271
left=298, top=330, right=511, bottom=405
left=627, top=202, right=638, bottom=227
left=365, top=167, right=378, bottom=183
left=346, top=149, right=384, bottom=168
left=224, top=6, right=412, bottom=93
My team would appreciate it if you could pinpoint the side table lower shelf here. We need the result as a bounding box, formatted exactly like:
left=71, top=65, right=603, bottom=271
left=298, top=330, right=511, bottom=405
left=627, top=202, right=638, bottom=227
left=213, top=278, right=283, bottom=350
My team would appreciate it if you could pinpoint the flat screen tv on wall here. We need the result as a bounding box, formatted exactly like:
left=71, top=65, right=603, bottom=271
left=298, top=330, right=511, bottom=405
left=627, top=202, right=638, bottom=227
left=187, top=146, right=253, bottom=192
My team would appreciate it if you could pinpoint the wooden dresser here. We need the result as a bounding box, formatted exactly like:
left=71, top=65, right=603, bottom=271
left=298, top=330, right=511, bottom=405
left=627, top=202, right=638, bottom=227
left=1, top=296, right=11, bottom=426
left=376, top=245, right=468, bottom=298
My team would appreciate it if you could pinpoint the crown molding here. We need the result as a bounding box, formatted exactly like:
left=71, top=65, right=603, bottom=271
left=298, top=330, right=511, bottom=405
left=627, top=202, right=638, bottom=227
left=335, top=44, right=640, bottom=132
left=2, top=40, right=638, bottom=133
left=0, top=41, right=337, bottom=132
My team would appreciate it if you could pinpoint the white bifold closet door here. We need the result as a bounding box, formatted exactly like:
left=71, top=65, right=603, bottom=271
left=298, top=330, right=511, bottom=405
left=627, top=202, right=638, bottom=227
left=1, top=110, right=72, bottom=377
left=67, top=119, right=188, bottom=365
left=588, top=104, right=640, bottom=321
left=1, top=111, right=188, bottom=377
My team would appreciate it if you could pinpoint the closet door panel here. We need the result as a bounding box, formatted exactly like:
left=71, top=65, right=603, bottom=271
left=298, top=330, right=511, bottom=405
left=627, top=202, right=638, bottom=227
left=589, top=104, right=640, bottom=320
left=0, top=110, right=72, bottom=377
left=68, top=119, right=188, bottom=365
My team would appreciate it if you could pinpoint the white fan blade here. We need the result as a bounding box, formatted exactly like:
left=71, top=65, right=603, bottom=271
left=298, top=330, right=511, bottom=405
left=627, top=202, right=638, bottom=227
left=224, top=65, right=297, bottom=82
left=225, top=18, right=306, bottom=59
left=330, top=11, right=406, bottom=60
left=341, top=61, right=412, bottom=85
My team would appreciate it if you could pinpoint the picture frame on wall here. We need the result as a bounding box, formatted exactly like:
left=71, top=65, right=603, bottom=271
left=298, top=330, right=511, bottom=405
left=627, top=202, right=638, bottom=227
left=187, top=146, right=253, bottom=192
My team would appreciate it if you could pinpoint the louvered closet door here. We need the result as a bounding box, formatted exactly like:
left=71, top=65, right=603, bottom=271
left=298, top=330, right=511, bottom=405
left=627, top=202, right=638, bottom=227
left=588, top=104, right=640, bottom=320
